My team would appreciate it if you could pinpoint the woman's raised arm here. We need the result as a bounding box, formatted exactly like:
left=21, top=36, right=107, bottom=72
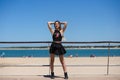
left=48, top=22, right=54, bottom=34
left=61, top=22, right=67, bottom=32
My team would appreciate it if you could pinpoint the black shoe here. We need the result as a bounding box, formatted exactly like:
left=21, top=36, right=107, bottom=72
left=51, top=72, right=55, bottom=79
left=64, top=72, right=68, bottom=79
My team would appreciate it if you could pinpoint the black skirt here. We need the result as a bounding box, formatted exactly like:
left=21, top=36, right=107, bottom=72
left=49, top=42, right=66, bottom=55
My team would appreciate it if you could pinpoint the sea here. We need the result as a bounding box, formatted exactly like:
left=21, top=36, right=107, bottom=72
left=0, top=49, right=120, bottom=57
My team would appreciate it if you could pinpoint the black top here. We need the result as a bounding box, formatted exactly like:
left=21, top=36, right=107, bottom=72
left=53, top=30, right=62, bottom=41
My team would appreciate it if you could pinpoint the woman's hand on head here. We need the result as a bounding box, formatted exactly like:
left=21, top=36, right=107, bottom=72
left=48, top=22, right=54, bottom=24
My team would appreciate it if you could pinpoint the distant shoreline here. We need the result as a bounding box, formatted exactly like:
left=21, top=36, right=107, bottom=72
left=0, top=47, right=120, bottom=50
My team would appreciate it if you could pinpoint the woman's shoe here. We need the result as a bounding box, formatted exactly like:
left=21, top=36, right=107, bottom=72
left=64, top=72, right=68, bottom=79
left=51, top=72, right=55, bottom=79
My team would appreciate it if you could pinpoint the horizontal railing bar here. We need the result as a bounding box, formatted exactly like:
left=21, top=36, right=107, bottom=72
left=0, top=41, right=120, bottom=44
left=0, top=64, right=120, bottom=67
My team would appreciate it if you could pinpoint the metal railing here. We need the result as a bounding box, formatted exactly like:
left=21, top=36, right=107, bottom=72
left=0, top=41, right=120, bottom=75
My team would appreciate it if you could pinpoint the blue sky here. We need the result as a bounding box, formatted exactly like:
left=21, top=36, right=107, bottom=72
left=0, top=0, right=120, bottom=42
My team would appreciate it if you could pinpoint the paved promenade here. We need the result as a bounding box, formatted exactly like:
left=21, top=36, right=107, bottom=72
left=0, top=75, right=120, bottom=80
left=0, top=57, right=120, bottom=80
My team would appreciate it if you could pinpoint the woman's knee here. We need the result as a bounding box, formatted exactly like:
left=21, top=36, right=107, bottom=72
left=59, top=57, right=64, bottom=64
left=50, top=53, right=55, bottom=64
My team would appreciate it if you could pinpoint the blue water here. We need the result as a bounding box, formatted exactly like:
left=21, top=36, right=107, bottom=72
left=0, top=49, right=120, bottom=57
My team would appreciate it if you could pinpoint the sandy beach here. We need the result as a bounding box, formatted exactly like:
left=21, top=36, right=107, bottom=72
left=0, top=57, right=120, bottom=80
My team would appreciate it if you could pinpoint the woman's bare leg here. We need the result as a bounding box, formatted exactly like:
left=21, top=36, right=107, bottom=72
left=59, top=55, right=67, bottom=72
left=59, top=54, right=68, bottom=79
left=50, top=53, right=55, bottom=72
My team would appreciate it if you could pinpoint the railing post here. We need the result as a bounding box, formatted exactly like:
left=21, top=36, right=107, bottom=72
left=107, top=42, right=110, bottom=75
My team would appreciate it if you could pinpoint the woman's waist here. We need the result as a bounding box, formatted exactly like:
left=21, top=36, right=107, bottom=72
left=52, top=41, right=62, bottom=44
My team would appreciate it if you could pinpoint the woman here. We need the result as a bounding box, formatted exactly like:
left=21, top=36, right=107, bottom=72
left=48, top=20, right=68, bottom=79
